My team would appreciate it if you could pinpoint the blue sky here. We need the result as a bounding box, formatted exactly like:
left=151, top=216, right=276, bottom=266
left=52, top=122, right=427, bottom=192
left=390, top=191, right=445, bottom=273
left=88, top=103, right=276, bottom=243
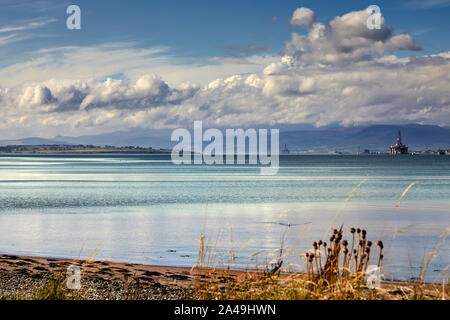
left=1, top=0, right=449, bottom=63
left=0, top=0, right=449, bottom=138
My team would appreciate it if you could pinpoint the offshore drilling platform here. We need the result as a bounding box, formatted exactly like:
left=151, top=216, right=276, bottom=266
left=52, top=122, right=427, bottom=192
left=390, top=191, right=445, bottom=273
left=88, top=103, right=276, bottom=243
left=390, top=130, right=409, bottom=155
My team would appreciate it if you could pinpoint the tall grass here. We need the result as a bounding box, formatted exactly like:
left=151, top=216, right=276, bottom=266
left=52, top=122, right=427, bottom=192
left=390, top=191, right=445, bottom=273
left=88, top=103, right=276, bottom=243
left=189, top=225, right=448, bottom=300
left=189, top=180, right=448, bottom=300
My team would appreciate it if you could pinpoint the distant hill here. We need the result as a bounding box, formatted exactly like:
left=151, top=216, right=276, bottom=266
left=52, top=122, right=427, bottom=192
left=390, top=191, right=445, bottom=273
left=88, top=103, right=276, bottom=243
left=54, top=130, right=170, bottom=149
left=0, top=137, right=69, bottom=146
left=280, top=124, right=450, bottom=153
left=1, top=124, right=449, bottom=153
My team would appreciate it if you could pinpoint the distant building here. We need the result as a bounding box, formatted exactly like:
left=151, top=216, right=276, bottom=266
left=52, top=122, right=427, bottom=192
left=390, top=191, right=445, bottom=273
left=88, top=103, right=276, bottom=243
left=281, top=144, right=290, bottom=154
left=390, top=131, right=409, bottom=155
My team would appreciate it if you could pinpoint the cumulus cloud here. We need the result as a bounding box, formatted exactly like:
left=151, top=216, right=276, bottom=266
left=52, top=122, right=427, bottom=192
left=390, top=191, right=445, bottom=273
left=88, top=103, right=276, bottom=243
left=19, top=85, right=57, bottom=110
left=12, top=75, right=199, bottom=114
left=0, top=7, right=448, bottom=138
left=290, top=7, right=316, bottom=27
left=285, top=8, right=421, bottom=64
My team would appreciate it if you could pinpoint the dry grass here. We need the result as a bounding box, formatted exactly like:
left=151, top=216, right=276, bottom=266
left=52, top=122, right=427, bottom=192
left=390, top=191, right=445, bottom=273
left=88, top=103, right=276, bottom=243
left=189, top=180, right=448, bottom=300
left=189, top=226, right=449, bottom=300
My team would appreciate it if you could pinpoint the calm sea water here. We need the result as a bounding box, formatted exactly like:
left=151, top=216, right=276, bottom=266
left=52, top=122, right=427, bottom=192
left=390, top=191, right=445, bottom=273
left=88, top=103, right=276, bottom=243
left=0, top=154, right=448, bottom=282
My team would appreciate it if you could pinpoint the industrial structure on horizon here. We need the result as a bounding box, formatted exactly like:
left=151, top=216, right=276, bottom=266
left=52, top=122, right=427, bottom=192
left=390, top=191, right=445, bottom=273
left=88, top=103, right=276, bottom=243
left=390, top=131, right=409, bottom=155
left=281, top=144, right=290, bottom=154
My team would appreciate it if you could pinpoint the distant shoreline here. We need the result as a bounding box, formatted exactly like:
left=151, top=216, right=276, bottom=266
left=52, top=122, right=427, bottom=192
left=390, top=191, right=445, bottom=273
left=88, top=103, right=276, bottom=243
left=0, top=143, right=449, bottom=156
left=0, top=151, right=448, bottom=155
left=0, top=151, right=172, bottom=154
left=0, top=149, right=172, bottom=155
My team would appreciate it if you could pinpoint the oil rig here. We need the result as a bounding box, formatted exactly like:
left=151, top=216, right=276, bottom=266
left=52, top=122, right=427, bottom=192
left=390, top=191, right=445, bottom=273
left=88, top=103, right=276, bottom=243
left=390, top=130, right=409, bottom=155
left=281, top=144, right=290, bottom=154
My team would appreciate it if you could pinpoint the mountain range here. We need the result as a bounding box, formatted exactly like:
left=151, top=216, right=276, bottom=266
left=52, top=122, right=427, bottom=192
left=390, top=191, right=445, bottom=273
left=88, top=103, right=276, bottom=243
left=1, top=124, right=449, bottom=153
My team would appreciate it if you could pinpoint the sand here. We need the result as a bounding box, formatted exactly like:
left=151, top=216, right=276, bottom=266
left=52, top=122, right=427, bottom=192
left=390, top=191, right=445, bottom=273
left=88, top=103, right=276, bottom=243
left=0, top=254, right=196, bottom=299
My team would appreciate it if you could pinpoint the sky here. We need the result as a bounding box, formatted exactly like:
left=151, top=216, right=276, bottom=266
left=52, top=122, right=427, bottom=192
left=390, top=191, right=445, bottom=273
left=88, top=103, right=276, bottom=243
left=0, top=0, right=449, bottom=138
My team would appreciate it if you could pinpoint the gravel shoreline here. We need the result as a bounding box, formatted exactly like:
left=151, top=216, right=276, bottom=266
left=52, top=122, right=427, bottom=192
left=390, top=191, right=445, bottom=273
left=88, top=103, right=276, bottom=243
left=0, top=254, right=192, bottom=300
left=1, top=254, right=446, bottom=300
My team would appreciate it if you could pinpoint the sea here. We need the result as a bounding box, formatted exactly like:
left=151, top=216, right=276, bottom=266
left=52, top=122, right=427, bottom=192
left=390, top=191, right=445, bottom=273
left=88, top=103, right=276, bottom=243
left=0, top=154, right=448, bottom=282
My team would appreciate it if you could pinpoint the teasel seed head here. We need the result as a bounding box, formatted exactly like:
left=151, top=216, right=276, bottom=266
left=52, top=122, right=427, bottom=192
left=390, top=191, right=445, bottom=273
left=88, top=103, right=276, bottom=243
left=323, top=242, right=327, bottom=247
left=367, top=241, right=372, bottom=247
left=353, top=249, right=357, bottom=254
left=333, top=229, right=338, bottom=235
left=365, top=247, right=370, bottom=254
left=305, top=252, right=309, bottom=258
left=313, top=242, right=318, bottom=249
left=350, top=227, right=356, bottom=233
left=342, top=240, right=348, bottom=247
left=377, top=241, right=384, bottom=249
left=357, top=228, right=361, bottom=234
left=327, top=248, right=332, bottom=253
left=362, top=229, right=367, bottom=239
left=343, top=247, right=348, bottom=254
left=330, top=235, right=335, bottom=242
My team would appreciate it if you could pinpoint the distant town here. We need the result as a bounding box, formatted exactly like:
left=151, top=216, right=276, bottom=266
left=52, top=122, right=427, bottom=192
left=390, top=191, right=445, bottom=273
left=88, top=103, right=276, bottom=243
left=0, top=144, right=171, bottom=154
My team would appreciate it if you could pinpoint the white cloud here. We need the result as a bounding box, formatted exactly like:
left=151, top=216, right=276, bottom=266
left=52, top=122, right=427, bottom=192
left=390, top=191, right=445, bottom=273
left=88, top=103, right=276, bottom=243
left=0, top=18, right=57, bottom=33
left=0, top=34, right=18, bottom=45
left=290, top=7, right=316, bottom=27
left=0, top=7, right=448, bottom=139
left=0, top=43, right=277, bottom=87
left=285, top=9, right=421, bottom=64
